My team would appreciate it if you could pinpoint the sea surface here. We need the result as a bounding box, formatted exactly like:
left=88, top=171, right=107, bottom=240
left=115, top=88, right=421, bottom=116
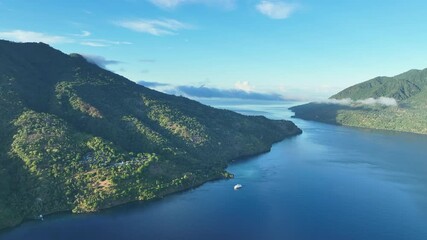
left=2, top=99, right=427, bottom=240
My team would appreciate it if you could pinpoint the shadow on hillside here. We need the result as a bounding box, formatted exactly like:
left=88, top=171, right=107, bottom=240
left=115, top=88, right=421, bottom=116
left=289, top=103, right=362, bottom=124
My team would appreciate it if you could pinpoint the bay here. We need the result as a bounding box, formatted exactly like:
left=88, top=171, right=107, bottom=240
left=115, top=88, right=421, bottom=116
left=1, top=99, right=427, bottom=240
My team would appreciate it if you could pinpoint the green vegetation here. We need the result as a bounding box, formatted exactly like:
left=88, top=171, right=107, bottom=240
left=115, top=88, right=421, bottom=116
left=290, top=68, right=427, bottom=134
left=0, top=40, right=301, bottom=229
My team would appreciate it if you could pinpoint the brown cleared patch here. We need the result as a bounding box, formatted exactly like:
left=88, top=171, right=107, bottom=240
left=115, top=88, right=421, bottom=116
left=97, top=179, right=112, bottom=189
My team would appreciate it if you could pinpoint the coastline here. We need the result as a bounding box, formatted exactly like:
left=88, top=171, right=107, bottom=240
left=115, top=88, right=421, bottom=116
left=0, top=129, right=302, bottom=232
left=290, top=114, right=427, bottom=136
left=289, top=104, right=427, bottom=135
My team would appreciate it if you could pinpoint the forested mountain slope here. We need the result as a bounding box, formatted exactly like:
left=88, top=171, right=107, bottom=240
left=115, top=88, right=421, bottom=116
left=291, top=68, right=427, bottom=134
left=0, top=40, right=301, bottom=229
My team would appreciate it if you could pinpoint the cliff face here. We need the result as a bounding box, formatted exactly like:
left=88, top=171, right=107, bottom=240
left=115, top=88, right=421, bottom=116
left=0, top=40, right=301, bottom=229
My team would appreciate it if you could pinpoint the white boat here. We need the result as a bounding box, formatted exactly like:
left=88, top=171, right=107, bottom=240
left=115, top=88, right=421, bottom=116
left=234, top=184, right=243, bottom=190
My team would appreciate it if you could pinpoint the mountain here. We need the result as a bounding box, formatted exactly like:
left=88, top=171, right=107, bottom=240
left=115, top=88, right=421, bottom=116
left=0, top=40, right=301, bottom=229
left=290, top=68, right=427, bottom=134
left=332, top=69, right=427, bottom=101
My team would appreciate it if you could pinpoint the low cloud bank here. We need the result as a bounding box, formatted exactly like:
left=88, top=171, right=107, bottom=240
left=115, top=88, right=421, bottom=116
left=175, top=85, right=284, bottom=101
left=319, top=97, right=398, bottom=107
left=137, top=81, right=289, bottom=101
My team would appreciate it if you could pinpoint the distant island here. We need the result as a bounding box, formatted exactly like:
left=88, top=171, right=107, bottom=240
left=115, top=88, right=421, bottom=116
left=0, top=40, right=302, bottom=229
left=291, top=68, right=427, bottom=134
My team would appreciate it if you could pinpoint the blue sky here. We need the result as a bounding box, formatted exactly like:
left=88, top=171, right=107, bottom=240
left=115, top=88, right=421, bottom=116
left=1, top=0, right=427, bottom=100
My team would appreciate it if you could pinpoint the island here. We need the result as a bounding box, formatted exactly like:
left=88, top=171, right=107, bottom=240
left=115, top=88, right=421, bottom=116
left=0, top=40, right=302, bottom=229
left=290, top=68, right=427, bottom=134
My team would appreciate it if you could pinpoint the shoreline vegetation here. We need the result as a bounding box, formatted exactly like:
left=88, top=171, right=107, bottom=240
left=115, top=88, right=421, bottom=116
left=290, top=68, right=427, bottom=135
left=0, top=40, right=302, bottom=230
left=1, top=138, right=291, bottom=232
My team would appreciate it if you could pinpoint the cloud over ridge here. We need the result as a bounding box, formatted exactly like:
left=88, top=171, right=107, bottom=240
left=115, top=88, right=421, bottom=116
left=319, top=97, right=398, bottom=107
left=81, top=54, right=122, bottom=69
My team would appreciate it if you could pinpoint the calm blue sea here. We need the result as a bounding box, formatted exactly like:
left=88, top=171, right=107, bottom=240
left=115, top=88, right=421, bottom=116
left=2, top=99, right=427, bottom=240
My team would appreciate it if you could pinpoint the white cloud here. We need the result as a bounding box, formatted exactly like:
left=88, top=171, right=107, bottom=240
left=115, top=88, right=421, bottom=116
left=116, top=19, right=192, bottom=36
left=81, top=39, right=132, bottom=47
left=256, top=0, right=298, bottom=19
left=319, top=97, right=398, bottom=107
left=0, top=30, right=72, bottom=44
left=81, top=41, right=108, bottom=47
left=150, top=0, right=236, bottom=9
left=150, top=0, right=182, bottom=8
left=72, top=30, right=91, bottom=37
left=234, top=81, right=254, bottom=93
left=0, top=29, right=131, bottom=48
left=356, top=97, right=398, bottom=106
